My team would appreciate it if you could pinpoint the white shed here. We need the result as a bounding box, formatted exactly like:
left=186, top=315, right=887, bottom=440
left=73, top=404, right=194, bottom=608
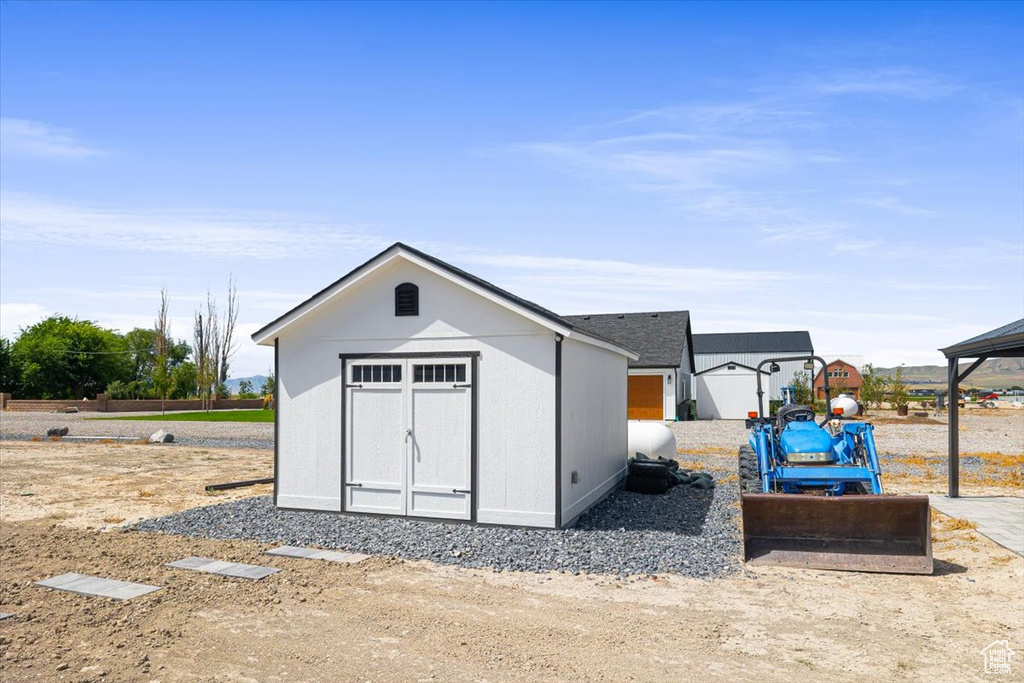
left=251, top=242, right=638, bottom=529
left=692, top=331, right=814, bottom=418
left=694, top=362, right=769, bottom=420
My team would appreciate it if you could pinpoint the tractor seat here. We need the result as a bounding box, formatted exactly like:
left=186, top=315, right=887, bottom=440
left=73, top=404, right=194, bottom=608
left=777, top=404, right=816, bottom=425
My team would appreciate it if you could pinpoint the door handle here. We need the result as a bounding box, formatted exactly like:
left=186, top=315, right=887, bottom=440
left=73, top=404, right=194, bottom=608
left=452, top=488, right=471, bottom=494
left=452, top=384, right=471, bottom=389
left=345, top=482, right=363, bottom=488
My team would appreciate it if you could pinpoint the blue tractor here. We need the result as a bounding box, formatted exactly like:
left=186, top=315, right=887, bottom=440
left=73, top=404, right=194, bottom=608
left=739, top=356, right=933, bottom=574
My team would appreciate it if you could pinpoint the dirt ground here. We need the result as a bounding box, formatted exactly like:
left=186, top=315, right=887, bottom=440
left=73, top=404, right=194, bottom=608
left=1, top=440, right=1022, bottom=682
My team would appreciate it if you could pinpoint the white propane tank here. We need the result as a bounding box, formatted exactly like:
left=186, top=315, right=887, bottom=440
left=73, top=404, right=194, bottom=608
left=830, top=394, right=860, bottom=418
left=627, top=422, right=678, bottom=460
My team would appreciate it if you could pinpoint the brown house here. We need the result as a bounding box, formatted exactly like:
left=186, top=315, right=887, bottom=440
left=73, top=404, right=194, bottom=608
left=814, top=359, right=863, bottom=399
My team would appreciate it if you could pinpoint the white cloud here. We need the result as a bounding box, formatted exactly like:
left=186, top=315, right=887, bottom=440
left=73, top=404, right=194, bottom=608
left=851, top=195, right=939, bottom=217
left=0, top=192, right=390, bottom=260
left=807, top=67, right=959, bottom=99
left=0, top=118, right=104, bottom=159
left=0, top=302, right=52, bottom=338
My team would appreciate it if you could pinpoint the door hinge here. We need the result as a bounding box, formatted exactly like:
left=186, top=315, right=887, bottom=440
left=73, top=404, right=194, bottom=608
left=345, top=482, right=363, bottom=487
left=452, top=488, right=472, bottom=494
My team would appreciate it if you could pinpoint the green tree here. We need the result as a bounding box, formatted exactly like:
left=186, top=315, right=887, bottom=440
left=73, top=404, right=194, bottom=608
left=260, top=371, right=275, bottom=397
left=888, top=365, right=910, bottom=411
left=790, top=370, right=813, bottom=406
left=11, top=316, right=131, bottom=399
left=0, top=337, right=22, bottom=394
left=169, top=361, right=199, bottom=399
left=860, top=364, right=888, bottom=410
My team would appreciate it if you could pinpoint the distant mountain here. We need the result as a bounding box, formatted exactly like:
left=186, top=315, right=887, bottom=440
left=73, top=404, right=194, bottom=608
left=225, top=375, right=268, bottom=395
left=875, top=359, right=1024, bottom=389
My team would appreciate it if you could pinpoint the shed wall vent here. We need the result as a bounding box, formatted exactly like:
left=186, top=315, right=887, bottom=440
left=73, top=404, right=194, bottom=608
left=395, top=283, right=419, bottom=316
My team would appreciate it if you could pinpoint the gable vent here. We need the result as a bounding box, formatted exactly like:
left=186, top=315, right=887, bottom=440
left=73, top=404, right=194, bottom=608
left=395, top=282, right=419, bottom=316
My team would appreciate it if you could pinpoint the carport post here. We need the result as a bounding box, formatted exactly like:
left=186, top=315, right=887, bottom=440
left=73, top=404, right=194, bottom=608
left=947, top=357, right=959, bottom=498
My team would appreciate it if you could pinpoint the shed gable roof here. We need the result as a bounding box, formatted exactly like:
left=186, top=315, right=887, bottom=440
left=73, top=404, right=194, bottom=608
left=561, top=311, right=691, bottom=368
left=250, top=242, right=637, bottom=359
left=696, top=361, right=769, bottom=376
left=693, top=331, right=813, bottom=355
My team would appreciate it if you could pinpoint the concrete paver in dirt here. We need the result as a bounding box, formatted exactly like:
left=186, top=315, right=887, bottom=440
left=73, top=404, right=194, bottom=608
left=265, top=545, right=369, bottom=563
left=928, top=495, right=1024, bottom=556
left=167, top=556, right=280, bottom=579
left=35, top=573, right=162, bottom=601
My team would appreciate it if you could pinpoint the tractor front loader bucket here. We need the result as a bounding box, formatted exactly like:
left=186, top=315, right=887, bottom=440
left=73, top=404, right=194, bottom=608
left=741, top=494, right=933, bottom=574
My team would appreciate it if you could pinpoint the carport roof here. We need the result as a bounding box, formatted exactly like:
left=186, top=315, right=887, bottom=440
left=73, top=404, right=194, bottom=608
left=939, top=318, right=1024, bottom=358
left=693, top=331, right=813, bottom=355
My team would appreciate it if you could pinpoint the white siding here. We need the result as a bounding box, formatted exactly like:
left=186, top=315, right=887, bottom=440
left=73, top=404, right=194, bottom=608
left=694, top=351, right=811, bottom=402
left=276, top=256, right=558, bottom=527
left=560, top=338, right=628, bottom=527
left=695, top=365, right=765, bottom=419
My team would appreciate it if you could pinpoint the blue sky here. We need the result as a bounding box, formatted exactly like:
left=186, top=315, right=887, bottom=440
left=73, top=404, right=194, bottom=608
left=2, top=1, right=1022, bottom=377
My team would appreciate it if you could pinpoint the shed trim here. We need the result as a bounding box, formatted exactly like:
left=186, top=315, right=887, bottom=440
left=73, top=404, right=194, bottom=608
left=273, top=337, right=279, bottom=507
left=554, top=336, right=562, bottom=530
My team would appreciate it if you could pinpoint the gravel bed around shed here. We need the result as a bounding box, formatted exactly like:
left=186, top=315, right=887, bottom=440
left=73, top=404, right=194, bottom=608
left=136, top=483, right=742, bottom=579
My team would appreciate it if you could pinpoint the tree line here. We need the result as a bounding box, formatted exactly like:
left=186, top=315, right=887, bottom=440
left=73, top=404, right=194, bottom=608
left=0, top=280, right=271, bottom=402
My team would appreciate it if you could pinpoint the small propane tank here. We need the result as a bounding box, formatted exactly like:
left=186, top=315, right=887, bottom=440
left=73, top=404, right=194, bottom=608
left=829, top=394, right=860, bottom=418
left=627, top=422, right=678, bottom=460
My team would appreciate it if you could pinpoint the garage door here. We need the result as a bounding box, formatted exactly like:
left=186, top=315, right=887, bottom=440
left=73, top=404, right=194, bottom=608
left=344, top=358, right=473, bottom=520
left=628, top=375, right=664, bottom=420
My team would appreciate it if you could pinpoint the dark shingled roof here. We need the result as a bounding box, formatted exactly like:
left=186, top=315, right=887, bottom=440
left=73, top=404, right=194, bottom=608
left=693, top=331, right=813, bottom=355
left=940, top=318, right=1024, bottom=358
left=562, top=311, right=692, bottom=368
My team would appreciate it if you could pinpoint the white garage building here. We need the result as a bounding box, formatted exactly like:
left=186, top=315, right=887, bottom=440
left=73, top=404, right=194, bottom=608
left=693, top=331, right=814, bottom=420
left=252, top=242, right=638, bottom=529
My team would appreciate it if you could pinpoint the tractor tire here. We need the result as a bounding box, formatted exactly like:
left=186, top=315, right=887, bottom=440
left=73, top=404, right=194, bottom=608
left=626, top=473, right=670, bottom=494
left=628, top=459, right=672, bottom=478
left=738, top=445, right=762, bottom=493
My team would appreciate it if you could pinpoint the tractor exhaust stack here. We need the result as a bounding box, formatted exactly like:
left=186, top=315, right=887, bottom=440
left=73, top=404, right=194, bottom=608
left=742, top=494, right=933, bottom=575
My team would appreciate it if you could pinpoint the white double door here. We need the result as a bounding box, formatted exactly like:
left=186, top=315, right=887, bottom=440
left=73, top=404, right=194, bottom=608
left=344, top=357, right=472, bottom=520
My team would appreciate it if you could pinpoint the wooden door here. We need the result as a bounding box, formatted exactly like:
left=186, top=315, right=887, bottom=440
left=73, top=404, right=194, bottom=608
left=628, top=375, right=664, bottom=420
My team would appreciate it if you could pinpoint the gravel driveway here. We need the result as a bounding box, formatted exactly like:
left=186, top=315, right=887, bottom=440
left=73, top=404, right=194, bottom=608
left=671, top=411, right=1024, bottom=456
left=3, top=409, right=1020, bottom=455
left=0, top=411, right=273, bottom=449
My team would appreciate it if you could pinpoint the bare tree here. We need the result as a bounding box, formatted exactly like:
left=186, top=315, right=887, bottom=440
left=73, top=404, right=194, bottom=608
left=154, top=287, right=170, bottom=414
left=206, top=291, right=220, bottom=409
left=217, top=275, right=238, bottom=389
left=192, top=309, right=207, bottom=410
left=191, top=277, right=240, bottom=410
left=193, top=291, right=220, bottom=411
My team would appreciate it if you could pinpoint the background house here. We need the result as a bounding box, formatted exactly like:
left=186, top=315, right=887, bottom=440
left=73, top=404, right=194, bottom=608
left=692, top=331, right=814, bottom=419
left=252, top=243, right=637, bottom=529
left=814, top=359, right=864, bottom=399
left=563, top=311, right=694, bottom=421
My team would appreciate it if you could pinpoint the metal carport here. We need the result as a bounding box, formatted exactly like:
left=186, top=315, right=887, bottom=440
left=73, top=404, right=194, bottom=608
left=939, top=318, right=1024, bottom=497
